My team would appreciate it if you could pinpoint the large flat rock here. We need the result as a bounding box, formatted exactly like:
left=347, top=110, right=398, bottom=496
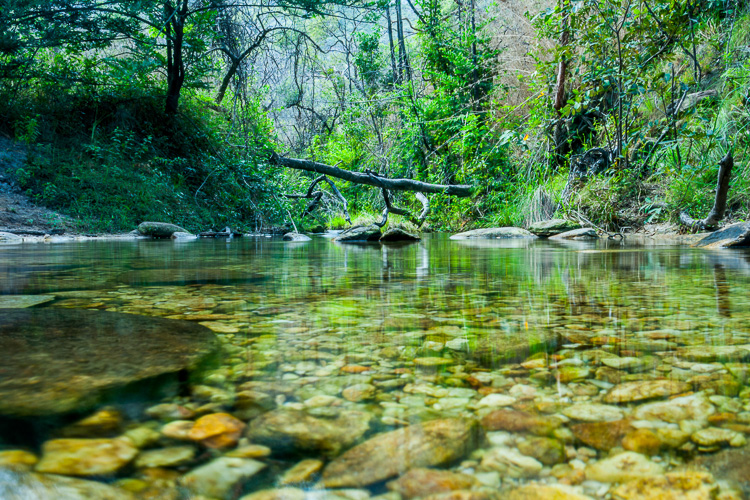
left=450, top=227, right=537, bottom=240
left=0, top=309, right=219, bottom=416
left=694, top=222, right=750, bottom=249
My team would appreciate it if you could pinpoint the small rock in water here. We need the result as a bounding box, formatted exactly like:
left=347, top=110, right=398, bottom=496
left=179, top=457, right=266, bottom=498
left=549, top=228, right=598, bottom=241
left=161, top=420, right=195, bottom=441
left=187, top=412, right=246, bottom=449
left=134, top=445, right=196, bottom=468
left=475, top=394, right=516, bottom=408
left=247, top=409, right=372, bottom=457
left=603, top=380, right=691, bottom=403
left=380, top=228, right=421, bottom=242
left=240, top=488, right=307, bottom=500
left=0, top=450, right=38, bottom=470
left=480, top=447, right=543, bottom=478
left=562, top=403, right=624, bottom=422
left=517, top=436, right=566, bottom=465
left=61, top=407, right=123, bottom=438
left=585, top=451, right=664, bottom=483
left=283, top=232, right=312, bottom=242
left=334, top=225, right=382, bottom=242
left=691, top=427, right=747, bottom=448
left=342, top=384, right=377, bottom=402
left=322, top=418, right=478, bottom=487
left=528, top=219, right=581, bottom=237
left=35, top=437, right=138, bottom=476
left=508, top=483, right=594, bottom=500
left=279, top=459, right=324, bottom=485
left=481, top=409, right=561, bottom=436
left=610, top=471, right=718, bottom=500
left=145, top=403, right=196, bottom=421
left=386, top=468, right=480, bottom=499
left=570, top=419, right=632, bottom=451
left=621, top=429, right=662, bottom=456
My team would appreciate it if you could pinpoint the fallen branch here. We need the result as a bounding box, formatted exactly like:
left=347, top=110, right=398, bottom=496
left=284, top=174, right=352, bottom=223
left=271, top=152, right=473, bottom=197
left=680, top=152, right=734, bottom=232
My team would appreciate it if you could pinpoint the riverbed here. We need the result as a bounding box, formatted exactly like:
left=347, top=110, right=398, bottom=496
left=1, top=235, right=750, bottom=499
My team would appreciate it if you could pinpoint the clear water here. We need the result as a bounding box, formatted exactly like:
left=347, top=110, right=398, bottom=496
left=1, top=235, right=750, bottom=498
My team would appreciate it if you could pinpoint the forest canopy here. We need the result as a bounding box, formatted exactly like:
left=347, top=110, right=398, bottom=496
left=1, top=0, right=748, bottom=232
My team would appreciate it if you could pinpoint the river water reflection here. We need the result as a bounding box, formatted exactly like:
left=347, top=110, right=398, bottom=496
left=1, top=235, right=750, bottom=499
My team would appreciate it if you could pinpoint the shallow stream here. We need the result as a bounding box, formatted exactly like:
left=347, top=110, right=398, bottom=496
left=1, top=235, right=750, bottom=499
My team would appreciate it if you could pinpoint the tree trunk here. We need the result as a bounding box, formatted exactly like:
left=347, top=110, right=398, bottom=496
left=552, top=0, right=570, bottom=167
left=165, top=0, right=187, bottom=115
left=679, top=152, right=734, bottom=232
left=215, top=57, right=240, bottom=105
left=386, top=5, right=399, bottom=84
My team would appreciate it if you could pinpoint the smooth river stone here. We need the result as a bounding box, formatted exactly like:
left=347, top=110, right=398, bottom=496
left=0, top=468, right=136, bottom=500
left=528, top=219, right=581, bottom=237
left=585, top=451, right=664, bottom=483
left=603, top=380, right=691, bottom=404
left=247, top=409, right=372, bottom=457
left=610, top=471, right=718, bottom=500
left=386, top=468, right=480, bottom=499
left=180, top=457, right=266, bottom=499
left=35, top=437, right=138, bottom=476
left=0, top=308, right=219, bottom=416
left=0, top=295, right=54, bottom=308
left=321, top=418, right=479, bottom=487
left=562, top=403, right=625, bottom=422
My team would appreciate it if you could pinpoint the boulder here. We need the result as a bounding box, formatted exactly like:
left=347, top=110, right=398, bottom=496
left=549, top=228, right=598, bottom=240
left=0, top=468, right=136, bottom=500
left=283, top=232, right=312, bottom=242
left=0, top=308, right=218, bottom=416
left=321, top=418, right=479, bottom=487
left=136, top=221, right=188, bottom=238
left=247, top=409, right=372, bottom=457
left=693, top=221, right=750, bottom=249
left=35, top=437, right=138, bottom=476
left=179, top=457, right=266, bottom=499
left=334, top=224, right=382, bottom=242
left=449, top=227, right=537, bottom=240
left=380, top=228, right=421, bottom=242
left=528, top=219, right=581, bottom=237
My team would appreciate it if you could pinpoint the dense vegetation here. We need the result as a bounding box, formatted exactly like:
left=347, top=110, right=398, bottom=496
left=1, top=0, right=748, bottom=233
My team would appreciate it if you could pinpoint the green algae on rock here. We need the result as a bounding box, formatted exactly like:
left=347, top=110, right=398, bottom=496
left=0, top=308, right=219, bottom=416
left=321, top=418, right=479, bottom=487
left=136, top=221, right=188, bottom=238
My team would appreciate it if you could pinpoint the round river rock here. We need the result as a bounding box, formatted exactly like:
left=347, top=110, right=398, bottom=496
left=0, top=308, right=219, bottom=416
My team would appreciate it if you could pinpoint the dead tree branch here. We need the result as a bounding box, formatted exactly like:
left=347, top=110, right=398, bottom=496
left=680, top=152, right=734, bottom=232
left=284, top=175, right=352, bottom=223
left=271, top=152, right=473, bottom=197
